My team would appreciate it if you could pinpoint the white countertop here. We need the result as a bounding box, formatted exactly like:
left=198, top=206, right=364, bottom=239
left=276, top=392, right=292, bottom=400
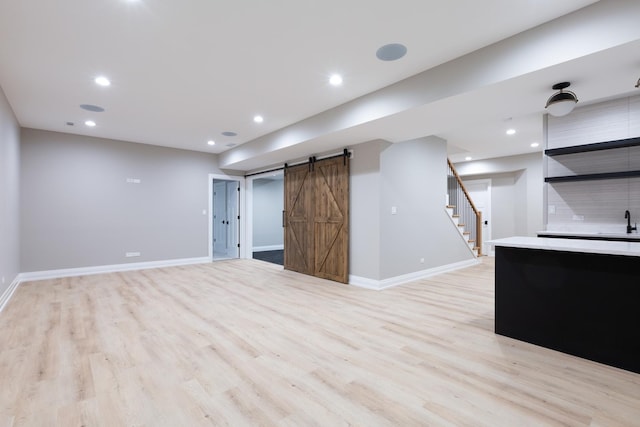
left=538, top=230, right=640, bottom=240
left=488, top=236, right=640, bottom=257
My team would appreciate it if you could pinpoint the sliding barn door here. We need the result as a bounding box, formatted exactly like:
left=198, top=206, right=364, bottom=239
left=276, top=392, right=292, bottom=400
left=284, top=155, right=349, bottom=283
left=284, top=163, right=314, bottom=275
left=313, top=156, right=349, bottom=283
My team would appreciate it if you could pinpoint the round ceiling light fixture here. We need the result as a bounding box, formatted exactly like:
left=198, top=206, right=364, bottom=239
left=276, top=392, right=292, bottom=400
left=84, top=120, right=96, bottom=127
left=253, top=115, right=264, bottom=123
left=207, top=140, right=215, bottom=146
left=221, top=131, right=237, bottom=137
left=506, top=128, right=516, bottom=135
left=545, top=82, right=578, bottom=117
left=376, top=43, right=407, bottom=61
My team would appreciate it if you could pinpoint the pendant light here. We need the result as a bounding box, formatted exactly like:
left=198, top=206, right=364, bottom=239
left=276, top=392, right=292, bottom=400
left=545, top=82, right=578, bottom=117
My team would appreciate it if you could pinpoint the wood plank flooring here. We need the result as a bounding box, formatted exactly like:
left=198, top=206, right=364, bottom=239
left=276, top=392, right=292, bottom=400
left=0, top=258, right=638, bottom=426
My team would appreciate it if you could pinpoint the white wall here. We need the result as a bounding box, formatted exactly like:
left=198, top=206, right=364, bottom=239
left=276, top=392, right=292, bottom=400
left=252, top=177, right=284, bottom=250
left=20, top=129, right=227, bottom=272
left=0, top=85, right=20, bottom=297
left=455, top=152, right=543, bottom=238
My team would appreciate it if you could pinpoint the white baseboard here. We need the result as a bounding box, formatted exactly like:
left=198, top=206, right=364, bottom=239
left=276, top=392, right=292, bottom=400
left=0, top=275, right=22, bottom=314
left=252, top=245, right=284, bottom=252
left=19, top=257, right=211, bottom=283
left=349, top=258, right=480, bottom=290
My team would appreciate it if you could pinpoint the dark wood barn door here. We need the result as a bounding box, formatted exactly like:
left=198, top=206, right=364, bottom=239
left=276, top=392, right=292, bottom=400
left=284, top=155, right=349, bottom=283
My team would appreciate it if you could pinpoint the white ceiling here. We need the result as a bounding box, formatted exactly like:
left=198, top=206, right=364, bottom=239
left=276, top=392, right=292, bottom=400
left=2, top=0, right=639, bottom=171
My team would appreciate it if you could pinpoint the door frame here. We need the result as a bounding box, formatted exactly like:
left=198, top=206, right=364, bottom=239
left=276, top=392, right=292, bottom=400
left=245, top=170, right=285, bottom=260
left=208, top=173, right=246, bottom=260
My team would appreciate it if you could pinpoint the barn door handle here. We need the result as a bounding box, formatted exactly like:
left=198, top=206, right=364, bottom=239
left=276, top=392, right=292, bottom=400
left=282, top=210, right=286, bottom=227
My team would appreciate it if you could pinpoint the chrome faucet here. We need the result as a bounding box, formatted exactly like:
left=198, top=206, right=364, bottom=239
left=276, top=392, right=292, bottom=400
left=625, top=210, right=637, bottom=234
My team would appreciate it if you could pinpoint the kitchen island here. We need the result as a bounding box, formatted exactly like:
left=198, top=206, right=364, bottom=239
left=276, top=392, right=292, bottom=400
left=490, top=236, right=640, bottom=374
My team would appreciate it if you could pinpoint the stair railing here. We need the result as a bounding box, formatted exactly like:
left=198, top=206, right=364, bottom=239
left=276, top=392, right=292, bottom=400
left=447, top=159, right=482, bottom=256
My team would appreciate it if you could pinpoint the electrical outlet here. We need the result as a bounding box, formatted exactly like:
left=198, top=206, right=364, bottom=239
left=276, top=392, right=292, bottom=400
left=125, top=252, right=141, bottom=257
left=1, top=276, right=5, bottom=285
left=126, top=178, right=141, bottom=184
left=420, top=258, right=425, bottom=264
left=572, top=215, right=584, bottom=221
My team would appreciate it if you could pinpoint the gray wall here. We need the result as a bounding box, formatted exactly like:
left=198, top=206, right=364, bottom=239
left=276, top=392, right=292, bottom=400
left=0, top=85, right=20, bottom=293
left=350, top=137, right=473, bottom=281
left=349, top=140, right=387, bottom=280
left=20, top=129, right=223, bottom=271
left=379, top=136, right=472, bottom=279
left=252, top=177, right=284, bottom=249
left=456, top=152, right=543, bottom=238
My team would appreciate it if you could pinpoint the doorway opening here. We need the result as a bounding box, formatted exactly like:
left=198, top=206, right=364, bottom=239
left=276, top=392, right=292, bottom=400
left=250, top=172, right=284, bottom=266
left=463, top=179, right=492, bottom=256
left=211, top=178, right=240, bottom=260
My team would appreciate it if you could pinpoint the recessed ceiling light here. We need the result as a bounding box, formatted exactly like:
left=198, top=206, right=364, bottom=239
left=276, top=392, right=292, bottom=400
left=253, top=115, right=264, bottom=123
left=531, top=142, right=540, bottom=148
left=85, top=120, right=96, bottom=127
left=465, top=156, right=472, bottom=161
left=207, top=140, right=215, bottom=146
left=94, top=76, right=111, bottom=87
left=329, top=74, right=343, bottom=86
left=376, top=43, right=407, bottom=61
left=506, top=129, right=516, bottom=135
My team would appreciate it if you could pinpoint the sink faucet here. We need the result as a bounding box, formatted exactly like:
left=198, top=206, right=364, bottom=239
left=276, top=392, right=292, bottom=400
left=625, top=210, right=637, bottom=234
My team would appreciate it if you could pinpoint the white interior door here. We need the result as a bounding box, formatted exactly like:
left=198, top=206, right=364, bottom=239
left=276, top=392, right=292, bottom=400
left=226, top=180, right=239, bottom=257
left=464, top=179, right=492, bottom=255
left=212, top=179, right=240, bottom=259
left=213, top=181, right=228, bottom=257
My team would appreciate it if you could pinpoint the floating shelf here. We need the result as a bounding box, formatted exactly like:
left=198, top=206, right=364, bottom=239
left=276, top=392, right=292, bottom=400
left=545, top=136, right=640, bottom=156
left=545, top=170, right=640, bottom=183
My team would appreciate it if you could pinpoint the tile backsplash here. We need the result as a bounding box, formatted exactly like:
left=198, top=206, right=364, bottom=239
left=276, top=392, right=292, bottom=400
left=545, top=94, right=640, bottom=234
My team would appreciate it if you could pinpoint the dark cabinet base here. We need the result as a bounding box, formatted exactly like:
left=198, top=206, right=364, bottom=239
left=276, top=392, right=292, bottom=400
left=495, top=246, right=640, bottom=374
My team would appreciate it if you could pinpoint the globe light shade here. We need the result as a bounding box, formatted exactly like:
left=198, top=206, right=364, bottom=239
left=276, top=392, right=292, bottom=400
left=545, top=82, right=578, bottom=117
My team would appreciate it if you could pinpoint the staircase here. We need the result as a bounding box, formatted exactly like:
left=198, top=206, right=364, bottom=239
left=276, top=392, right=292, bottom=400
left=445, top=204, right=479, bottom=257
left=446, top=159, right=482, bottom=257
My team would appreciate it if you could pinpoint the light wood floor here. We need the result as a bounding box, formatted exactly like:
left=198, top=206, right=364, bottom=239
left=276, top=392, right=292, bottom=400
left=1, top=258, right=638, bottom=426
